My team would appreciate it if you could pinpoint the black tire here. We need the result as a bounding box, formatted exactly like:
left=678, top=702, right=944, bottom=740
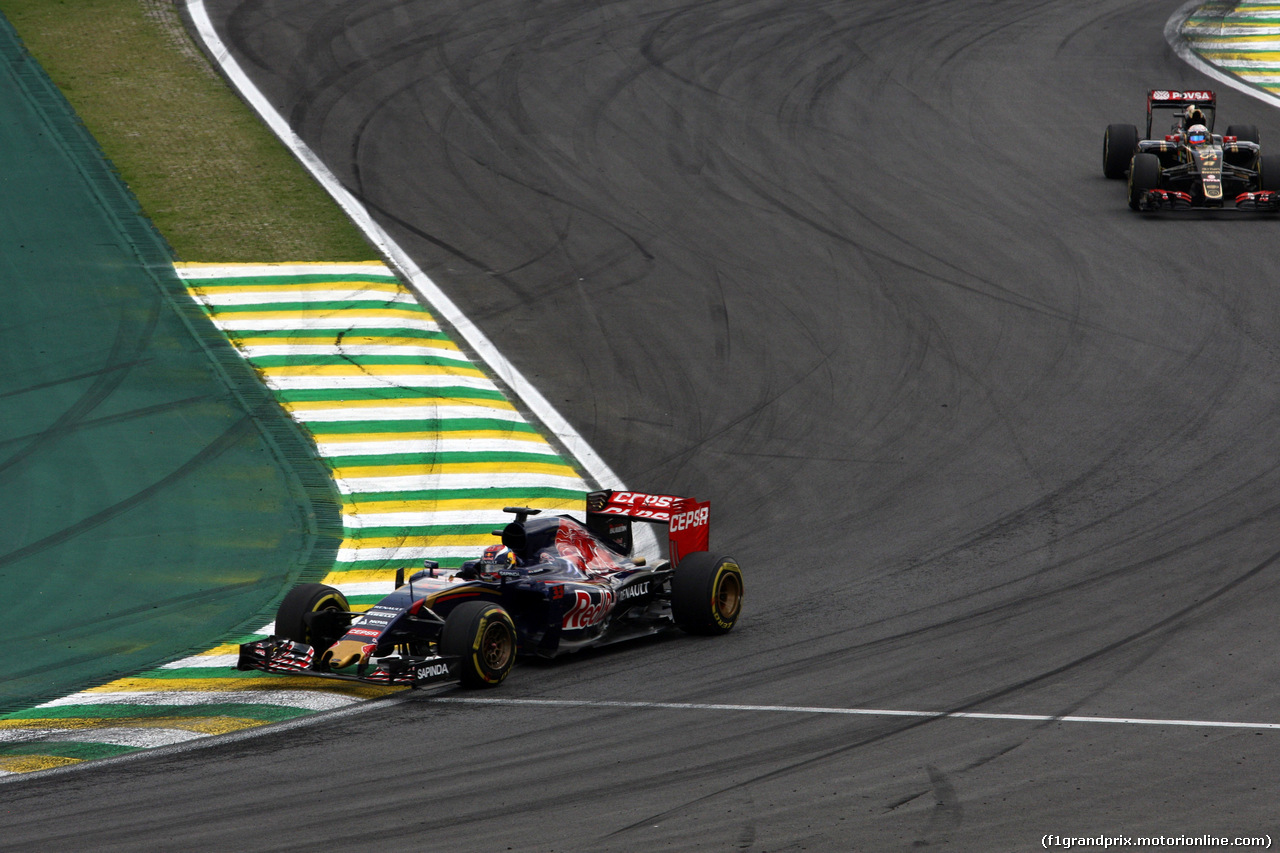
left=440, top=601, right=517, bottom=688
left=1227, top=124, right=1260, bottom=144
left=1103, top=123, right=1139, bottom=179
left=275, top=583, right=351, bottom=648
left=1260, top=154, right=1280, bottom=192
left=1127, top=152, right=1161, bottom=210
left=671, top=552, right=744, bottom=635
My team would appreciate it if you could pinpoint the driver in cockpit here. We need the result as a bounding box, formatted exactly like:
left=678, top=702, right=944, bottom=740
left=1186, top=124, right=1211, bottom=146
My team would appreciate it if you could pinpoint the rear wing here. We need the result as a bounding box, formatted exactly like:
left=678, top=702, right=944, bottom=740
left=585, top=489, right=710, bottom=567
left=1147, top=89, right=1216, bottom=136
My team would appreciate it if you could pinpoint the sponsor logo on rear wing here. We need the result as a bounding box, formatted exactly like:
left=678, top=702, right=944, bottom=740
left=588, top=490, right=689, bottom=522
left=1149, top=89, right=1215, bottom=106
left=586, top=489, right=710, bottom=565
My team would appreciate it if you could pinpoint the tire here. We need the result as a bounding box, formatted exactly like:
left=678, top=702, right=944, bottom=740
left=440, top=601, right=517, bottom=688
left=1227, top=124, right=1260, bottom=144
left=1103, top=123, right=1139, bottom=179
left=275, top=583, right=350, bottom=648
left=1260, top=154, right=1280, bottom=192
left=1127, top=152, right=1161, bottom=210
left=671, top=552, right=744, bottom=635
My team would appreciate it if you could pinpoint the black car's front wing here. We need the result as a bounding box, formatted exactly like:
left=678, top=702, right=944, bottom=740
left=1135, top=188, right=1280, bottom=211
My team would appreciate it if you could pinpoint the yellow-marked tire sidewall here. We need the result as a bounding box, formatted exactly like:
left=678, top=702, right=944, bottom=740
left=710, top=561, right=743, bottom=631
left=672, top=552, right=744, bottom=635
left=470, top=608, right=517, bottom=685
left=442, top=600, right=517, bottom=688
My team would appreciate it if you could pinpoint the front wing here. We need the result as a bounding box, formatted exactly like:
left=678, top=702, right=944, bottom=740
left=1134, top=189, right=1280, bottom=211
left=237, top=637, right=457, bottom=687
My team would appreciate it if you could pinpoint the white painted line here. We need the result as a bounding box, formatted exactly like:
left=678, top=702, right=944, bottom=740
left=160, top=654, right=240, bottom=669
left=41, top=690, right=360, bottom=711
left=185, top=0, right=657, bottom=556
left=334, top=472, right=587, bottom=494
left=341, top=508, right=547, bottom=528
left=242, top=344, right=468, bottom=360
left=1200, top=59, right=1280, bottom=68
left=335, top=544, right=522, bottom=563
left=320, top=438, right=552, bottom=458
left=263, top=374, right=498, bottom=392
left=428, top=696, right=1280, bottom=731
left=193, top=290, right=421, bottom=306
left=329, top=581, right=397, bottom=596
left=1183, top=27, right=1280, bottom=37
left=176, top=263, right=394, bottom=279
left=335, top=545, right=499, bottom=563
left=288, top=405, right=526, bottom=423
left=210, top=317, right=441, bottom=332
left=0, top=727, right=209, bottom=749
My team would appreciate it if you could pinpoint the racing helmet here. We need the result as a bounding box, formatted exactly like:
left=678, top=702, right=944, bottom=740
left=481, top=543, right=516, bottom=567
left=1187, top=124, right=1210, bottom=145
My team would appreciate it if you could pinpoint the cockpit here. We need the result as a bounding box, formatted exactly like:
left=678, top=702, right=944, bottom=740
left=457, top=513, right=629, bottom=581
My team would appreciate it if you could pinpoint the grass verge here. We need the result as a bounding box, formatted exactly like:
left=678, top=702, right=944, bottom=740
left=0, top=0, right=374, bottom=262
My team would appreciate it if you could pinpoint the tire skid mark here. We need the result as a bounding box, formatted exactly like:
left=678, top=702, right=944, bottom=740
left=0, top=299, right=161, bottom=480
left=0, top=416, right=257, bottom=568
left=606, top=542, right=1280, bottom=836
left=0, top=261, right=592, bottom=778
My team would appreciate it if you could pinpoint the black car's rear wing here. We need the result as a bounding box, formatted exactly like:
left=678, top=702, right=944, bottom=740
left=585, top=489, right=710, bottom=566
left=1147, top=88, right=1216, bottom=136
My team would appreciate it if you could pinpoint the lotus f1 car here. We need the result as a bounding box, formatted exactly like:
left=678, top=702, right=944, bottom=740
left=237, top=490, right=743, bottom=688
left=1103, top=89, right=1280, bottom=212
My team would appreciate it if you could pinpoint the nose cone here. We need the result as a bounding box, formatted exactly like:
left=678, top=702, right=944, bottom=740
left=323, top=639, right=372, bottom=670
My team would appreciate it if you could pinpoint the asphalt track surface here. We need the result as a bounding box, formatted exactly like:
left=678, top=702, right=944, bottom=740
left=6, top=0, right=1280, bottom=849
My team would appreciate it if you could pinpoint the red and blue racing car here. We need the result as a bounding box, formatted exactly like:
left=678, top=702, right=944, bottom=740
left=237, top=489, right=743, bottom=688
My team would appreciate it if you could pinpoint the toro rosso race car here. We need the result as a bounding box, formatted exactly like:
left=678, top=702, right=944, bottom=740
left=238, top=490, right=743, bottom=688
left=1103, top=89, right=1280, bottom=211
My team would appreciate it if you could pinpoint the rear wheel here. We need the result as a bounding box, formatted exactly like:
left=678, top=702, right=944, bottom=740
left=275, top=583, right=351, bottom=649
left=1103, top=123, right=1139, bottom=179
left=671, top=552, right=743, bottom=635
left=1127, top=152, right=1161, bottom=210
left=440, top=601, right=517, bottom=688
left=1226, top=123, right=1260, bottom=144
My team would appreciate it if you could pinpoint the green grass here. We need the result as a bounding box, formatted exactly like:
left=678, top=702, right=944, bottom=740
left=0, top=0, right=375, bottom=262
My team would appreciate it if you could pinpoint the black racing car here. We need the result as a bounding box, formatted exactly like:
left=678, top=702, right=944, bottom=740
left=237, top=489, right=743, bottom=688
left=1103, top=89, right=1280, bottom=211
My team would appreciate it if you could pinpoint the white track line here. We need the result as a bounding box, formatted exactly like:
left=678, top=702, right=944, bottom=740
left=184, top=0, right=660, bottom=556
left=429, top=696, right=1280, bottom=731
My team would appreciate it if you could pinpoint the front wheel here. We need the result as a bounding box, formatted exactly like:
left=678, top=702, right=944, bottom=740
left=275, top=583, right=351, bottom=649
left=1260, top=154, right=1280, bottom=192
left=671, top=552, right=743, bottom=635
left=1128, top=152, right=1161, bottom=210
left=440, top=601, right=517, bottom=688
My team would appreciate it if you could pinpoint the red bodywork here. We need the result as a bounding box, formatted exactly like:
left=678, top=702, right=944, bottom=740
left=586, top=489, right=710, bottom=566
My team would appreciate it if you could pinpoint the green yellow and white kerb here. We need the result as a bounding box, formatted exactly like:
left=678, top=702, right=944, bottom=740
left=1183, top=2, right=1280, bottom=94
left=0, top=262, right=588, bottom=776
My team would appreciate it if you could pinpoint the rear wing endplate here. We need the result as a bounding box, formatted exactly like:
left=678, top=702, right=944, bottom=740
left=585, top=489, right=710, bottom=566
